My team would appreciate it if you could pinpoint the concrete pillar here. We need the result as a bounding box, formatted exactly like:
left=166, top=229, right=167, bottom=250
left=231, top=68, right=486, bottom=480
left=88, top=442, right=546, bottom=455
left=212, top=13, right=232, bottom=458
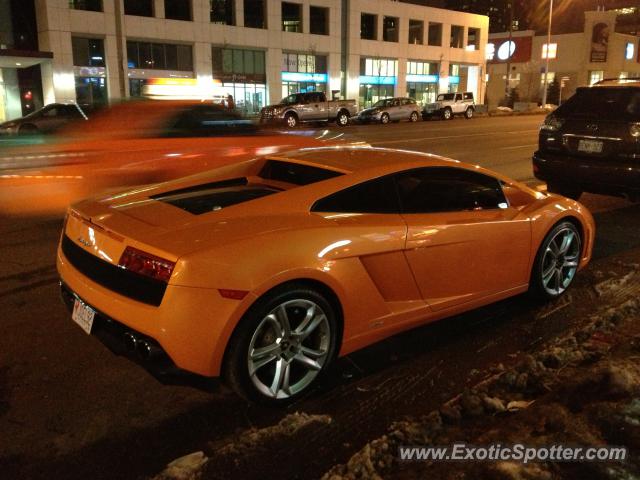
left=154, top=0, right=165, bottom=18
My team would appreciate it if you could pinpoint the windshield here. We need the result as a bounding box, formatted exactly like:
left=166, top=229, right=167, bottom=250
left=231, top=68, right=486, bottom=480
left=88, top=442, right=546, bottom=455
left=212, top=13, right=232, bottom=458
left=437, top=94, right=455, bottom=101
left=556, top=87, right=640, bottom=120
left=279, top=94, right=301, bottom=105
left=373, top=99, right=393, bottom=108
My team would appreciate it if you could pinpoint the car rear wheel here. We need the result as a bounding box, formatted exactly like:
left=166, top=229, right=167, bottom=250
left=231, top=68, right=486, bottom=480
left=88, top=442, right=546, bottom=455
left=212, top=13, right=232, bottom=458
left=224, top=285, right=338, bottom=404
left=336, top=111, right=350, bottom=127
left=530, top=221, right=582, bottom=301
left=409, top=111, right=419, bottom=122
left=380, top=113, right=390, bottom=124
left=547, top=182, right=583, bottom=200
left=464, top=107, right=474, bottom=119
left=285, top=113, right=298, bottom=128
left=442, top=108, right=453, bottom=120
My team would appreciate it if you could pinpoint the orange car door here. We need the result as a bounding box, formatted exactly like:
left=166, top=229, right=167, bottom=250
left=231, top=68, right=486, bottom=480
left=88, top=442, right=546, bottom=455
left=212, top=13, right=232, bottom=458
left=396, top=167, right=531, bottom=311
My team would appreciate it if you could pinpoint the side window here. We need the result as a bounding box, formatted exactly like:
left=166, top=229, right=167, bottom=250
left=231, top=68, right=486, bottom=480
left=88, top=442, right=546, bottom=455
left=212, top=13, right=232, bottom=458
left=455, top=93, right=462, bottom=102
left=42, top=107, right=59, bottom=117
left=165, top=106, right=255, bottom=137
left=395, top=167, right=508, bottom=214
left=311, top=175, right=400, bottom=214
left=464, top=92, right=474, bottom=101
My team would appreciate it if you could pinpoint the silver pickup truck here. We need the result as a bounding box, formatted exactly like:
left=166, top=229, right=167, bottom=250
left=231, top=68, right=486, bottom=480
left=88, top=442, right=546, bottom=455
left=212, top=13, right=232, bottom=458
left=259, top=92, right=358, bottom=128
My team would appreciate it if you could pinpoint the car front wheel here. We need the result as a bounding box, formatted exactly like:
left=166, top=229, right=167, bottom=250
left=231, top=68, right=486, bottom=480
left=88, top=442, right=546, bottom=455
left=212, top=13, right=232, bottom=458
left=442, top=108, right=453, bottom=120
left=530, top=221, right=582, bottom=301
left=380, top=113, right=390, bottom=124
left=409, top=111, right=419, bottom=122
left=224, top=284, right=338, bottom=404
left=336, top=111, right=350, bottom=127
left=285, top=113, right=298, bottom=128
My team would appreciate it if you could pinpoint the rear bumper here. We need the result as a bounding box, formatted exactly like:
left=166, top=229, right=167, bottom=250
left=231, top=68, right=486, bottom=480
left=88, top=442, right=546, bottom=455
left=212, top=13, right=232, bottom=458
left=57, top=244, right=252, bottom=377
left=533, top=150, right=640, bottom=198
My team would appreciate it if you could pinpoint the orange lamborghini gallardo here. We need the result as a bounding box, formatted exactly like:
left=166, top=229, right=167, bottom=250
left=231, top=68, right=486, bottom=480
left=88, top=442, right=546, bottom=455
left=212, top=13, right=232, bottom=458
left=57, top=147, right=595, bottom=404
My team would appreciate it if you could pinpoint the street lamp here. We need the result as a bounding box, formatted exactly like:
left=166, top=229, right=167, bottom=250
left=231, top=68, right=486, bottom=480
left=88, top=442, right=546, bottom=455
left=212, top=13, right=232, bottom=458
left=541, top=0, right=554, bottom=107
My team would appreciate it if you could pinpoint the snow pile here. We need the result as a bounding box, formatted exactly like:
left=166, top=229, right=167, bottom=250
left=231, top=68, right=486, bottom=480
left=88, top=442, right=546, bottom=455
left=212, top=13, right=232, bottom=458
left=595, top=272, right=636, bottom=296
left=322, top=297, right=640, bottom=480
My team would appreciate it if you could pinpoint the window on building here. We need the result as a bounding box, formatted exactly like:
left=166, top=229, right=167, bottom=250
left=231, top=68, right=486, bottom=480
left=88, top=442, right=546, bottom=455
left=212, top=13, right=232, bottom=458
left=282, top=2, right=302, bottom=32
left=212, top=47, right=266, bottom=76
left=69, top=0, right=102, bottom=12
left=210, top=0, right=234, bottom=24
left=361, top=13, right=377, bottom=40
left=428, top=22, right=442, bottom=46
left=127, top=41, right=193, bottom=71
left=244, top=0, right=266, bottom=28
left=309, top=6, right=328, bottom=35
left=467, top=27, right=480, bottom=51
left=486, top=42, right=495, bottom=60
left=383, top=16, right=399, bottom=42
left=407, top=61, right=437, bottom=75
left=408, top=19, right=423, bottom=45
left=360, top=57, right=397, bottom=77
left=124, top=0, right=153, bottom=16
left=626, top=42, right=635, bottom=60
left=542, top=43, right=557, bottom=59
left=72, top=37, right=105, bottom=67
left=165, top=0, right=191, bottom=20
left=589, top=70, right=604, bottom=85
left=282, top=53, right=326, bottom=73
left=450, top=25, right=464, bottom=48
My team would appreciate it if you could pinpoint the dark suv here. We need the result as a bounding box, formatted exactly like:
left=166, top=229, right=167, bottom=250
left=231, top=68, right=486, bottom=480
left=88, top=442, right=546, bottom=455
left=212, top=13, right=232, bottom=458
left=533, top=79, right=640, bottom=201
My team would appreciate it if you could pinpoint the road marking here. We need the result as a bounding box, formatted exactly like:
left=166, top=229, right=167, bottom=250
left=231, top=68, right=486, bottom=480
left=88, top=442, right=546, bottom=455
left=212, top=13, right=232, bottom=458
left=499, top=144, right=538, bottom=150
left=370, top=130, right=538, bottom=145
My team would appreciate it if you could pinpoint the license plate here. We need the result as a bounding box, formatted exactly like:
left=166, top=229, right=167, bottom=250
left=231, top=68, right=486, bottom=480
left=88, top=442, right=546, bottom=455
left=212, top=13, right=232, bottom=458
left=578, top=139, right=603, bottom=153
left=72, top=298, right=95, bottom=335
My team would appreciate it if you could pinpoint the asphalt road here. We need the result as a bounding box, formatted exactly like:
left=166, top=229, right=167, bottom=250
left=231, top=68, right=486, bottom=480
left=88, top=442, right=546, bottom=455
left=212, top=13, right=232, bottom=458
left=0, top=115, right=637, bottom=480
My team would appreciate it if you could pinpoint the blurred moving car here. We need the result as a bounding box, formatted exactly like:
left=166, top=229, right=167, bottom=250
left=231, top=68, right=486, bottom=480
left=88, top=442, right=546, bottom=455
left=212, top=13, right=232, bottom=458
left=0, top=103, right=90, bottom=135
left=356, top=97, right=420, bottom=124
left=0, top=100, right=344, bottom=215
left=259, top=91, right=357, bottom=128
left=423, top=92, right=475, bottom=120
left=533, top=78, right=640, bottom=201
left=57, top=146, right=594, bottom=404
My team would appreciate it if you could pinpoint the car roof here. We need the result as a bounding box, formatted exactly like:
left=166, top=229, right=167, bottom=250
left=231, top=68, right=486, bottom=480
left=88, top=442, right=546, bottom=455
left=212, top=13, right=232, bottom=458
left=268, top=146, right=460, bottom=174
left=593, top=78, right=640, bottom=88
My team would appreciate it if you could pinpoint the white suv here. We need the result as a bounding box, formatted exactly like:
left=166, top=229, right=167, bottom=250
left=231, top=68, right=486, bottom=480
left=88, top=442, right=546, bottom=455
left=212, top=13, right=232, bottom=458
left=423, top=92, right=475, bottom=120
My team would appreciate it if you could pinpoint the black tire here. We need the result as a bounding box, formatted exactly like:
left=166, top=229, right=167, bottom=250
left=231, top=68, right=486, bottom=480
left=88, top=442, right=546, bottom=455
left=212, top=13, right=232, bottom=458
left=336, top=110, right=350, bottom=127
left=442, top=108, right=453, bottom=120
left=224, top=283, right=339, bottom=405
left=284, top=113, right=298, bottom=128
left=464, top=107, right=474, bottom=119
left=380, top=113, right=390, bottom=124
left=529, top=221, right=582, bottom=301
left=409, top=111, right=419, bottom=122
left=547, top=182, right=583, bottom=200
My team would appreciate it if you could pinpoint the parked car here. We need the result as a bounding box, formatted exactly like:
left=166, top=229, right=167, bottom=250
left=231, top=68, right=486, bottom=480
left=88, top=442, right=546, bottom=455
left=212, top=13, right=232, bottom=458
left=533, top=79, right=640, bottom=201
left=259, top=92, right=358, bottom=128
left=423, top=92, right=475, bottom=120
left=0, top=103, right=90, bottom=135
left=0, top=100, right=333, bottom=215
left=356, top=97, right=421, bottom=124
left=57, top=146, right=594, bottom=404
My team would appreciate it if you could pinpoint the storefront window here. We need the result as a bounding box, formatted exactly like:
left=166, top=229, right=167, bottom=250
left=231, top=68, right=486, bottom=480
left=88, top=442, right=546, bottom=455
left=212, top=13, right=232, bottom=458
left=281, top=53, right=328, bottom=97
left=75, top=76, right=107, bottom=106
left=359, top=57, right=397, bottom=107
left=407, top=82, right=437, bottom=105
left=72, top=37, right=105, bottom=67
left=212, top=47, right=266, bottom=115
left=359, top=85, right=394, bottom=108
left=127, top=41, right=193, bottom=71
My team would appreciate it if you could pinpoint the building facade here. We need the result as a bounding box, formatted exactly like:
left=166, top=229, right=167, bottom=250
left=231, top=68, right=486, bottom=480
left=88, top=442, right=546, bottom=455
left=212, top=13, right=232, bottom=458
left=486, top=10, right=640, bottom=108
left=0, top=0, right=487, bottom=121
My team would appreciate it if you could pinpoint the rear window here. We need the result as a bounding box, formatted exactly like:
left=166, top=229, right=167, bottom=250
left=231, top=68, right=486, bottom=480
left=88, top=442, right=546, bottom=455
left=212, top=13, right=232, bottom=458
left=556, top=87, right=640, bottom=120
left=152, top=184, right=280, bottom=215
left=258, top=159, right=343, bottom=185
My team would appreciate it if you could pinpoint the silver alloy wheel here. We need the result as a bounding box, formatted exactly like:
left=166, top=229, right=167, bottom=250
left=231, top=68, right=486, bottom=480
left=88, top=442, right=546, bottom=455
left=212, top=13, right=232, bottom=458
left=381, top=113, right=389, bottom=124
left=443, top=108, right=452, bottom=120
left=286, top=114, right=297, bottom=128
left=410, top=111, right=418, bottom=122
left=247, top=299, right=331, bottom=399
left=465, top=108, right=473, bottom=119
left=540, top=227, right=581, bottom=296
left=337, top=112, right=349, bottom=126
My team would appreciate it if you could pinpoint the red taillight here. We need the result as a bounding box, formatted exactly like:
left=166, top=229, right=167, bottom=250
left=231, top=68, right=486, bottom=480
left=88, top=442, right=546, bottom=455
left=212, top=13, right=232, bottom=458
left=119, top=247, right=175, bottom=283
left=218, top=289, right=249, bottom=300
